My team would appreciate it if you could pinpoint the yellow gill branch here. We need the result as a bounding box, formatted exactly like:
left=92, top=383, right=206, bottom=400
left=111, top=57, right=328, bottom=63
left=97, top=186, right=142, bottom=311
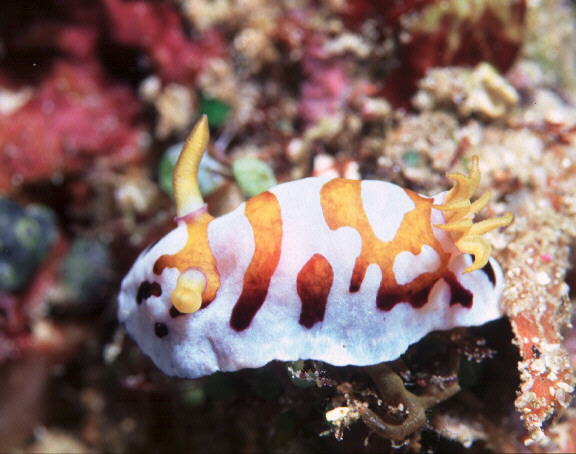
left=433, top=156, right=513, bottom=273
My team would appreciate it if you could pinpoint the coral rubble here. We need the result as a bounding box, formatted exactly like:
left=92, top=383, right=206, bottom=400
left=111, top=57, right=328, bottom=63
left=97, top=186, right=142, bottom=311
left=1, top=0, right=575, bottom=452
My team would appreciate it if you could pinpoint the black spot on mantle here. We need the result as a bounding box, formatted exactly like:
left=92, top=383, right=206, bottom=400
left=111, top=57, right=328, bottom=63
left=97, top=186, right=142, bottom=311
left=136, top=281, right=162, bottom=305
left=169, top=306, right=184, bottom=318
left=154, top=322, right=169, bottom=338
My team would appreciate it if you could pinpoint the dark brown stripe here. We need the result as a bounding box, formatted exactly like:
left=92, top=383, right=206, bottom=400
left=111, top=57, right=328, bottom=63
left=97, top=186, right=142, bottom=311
left=376, top=286, right=431, bottom=312
left=446, top=274, right=473, bottom=308
left=320, top=179, right=451, bottom=312
left=230, top=192, right=283, bottom=331
left=297, top=254, right=334, bottom=328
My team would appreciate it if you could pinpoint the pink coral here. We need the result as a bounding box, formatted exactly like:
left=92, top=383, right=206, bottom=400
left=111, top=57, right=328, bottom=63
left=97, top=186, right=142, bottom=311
left=337, top=0, right=527, bottom=107
left=299, top=45, right=349, bottom=125
left=0, top=0, right=227, bottom=190
left=102, top=0, right=226, bottom=83
left=0, top=61, right=143, bottom=190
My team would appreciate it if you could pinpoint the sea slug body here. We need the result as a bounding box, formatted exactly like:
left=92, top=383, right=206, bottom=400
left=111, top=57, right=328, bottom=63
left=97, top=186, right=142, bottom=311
left=118, top=116, right=512, bottom=379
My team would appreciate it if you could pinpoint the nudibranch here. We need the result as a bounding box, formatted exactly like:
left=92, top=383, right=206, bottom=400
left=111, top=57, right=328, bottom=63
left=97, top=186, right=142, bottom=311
left=118, top=115, right=513, bottom=379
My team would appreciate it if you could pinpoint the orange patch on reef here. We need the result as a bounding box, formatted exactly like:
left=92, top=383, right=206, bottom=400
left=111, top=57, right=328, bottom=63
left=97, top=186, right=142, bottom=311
left=511, top=309, right=575, bottom=438
left=154, top=212, right=220, bottom=307
left=297, top=254, right=334, bottom=328
left=320, top=179, right=450, bottom=309
left=230, top=192, right=283, bottom=331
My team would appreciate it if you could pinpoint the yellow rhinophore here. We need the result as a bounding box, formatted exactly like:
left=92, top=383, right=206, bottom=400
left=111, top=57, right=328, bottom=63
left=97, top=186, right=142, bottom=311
left=162, top=115, right=220, bottom=314
left=172, top=269, right=207, bottom=313
left=433, top=156, right=513, bottom=273
left=173, top=115, right=209, bottom=218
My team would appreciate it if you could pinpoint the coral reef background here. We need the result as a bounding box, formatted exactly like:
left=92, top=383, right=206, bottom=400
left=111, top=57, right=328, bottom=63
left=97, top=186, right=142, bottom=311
left=1, top=0, right=576, bottom=452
